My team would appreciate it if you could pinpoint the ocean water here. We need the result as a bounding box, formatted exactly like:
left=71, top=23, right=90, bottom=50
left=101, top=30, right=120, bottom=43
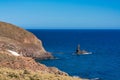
left=28, top=29, right=120, bottom=80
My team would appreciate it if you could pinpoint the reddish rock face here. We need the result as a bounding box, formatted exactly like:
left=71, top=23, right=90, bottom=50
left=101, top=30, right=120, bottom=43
left=0, top=51, right=68, bottom=76
left=0, top=22, right=68, bottom=76
left=0, top=22, right=53, bottom=59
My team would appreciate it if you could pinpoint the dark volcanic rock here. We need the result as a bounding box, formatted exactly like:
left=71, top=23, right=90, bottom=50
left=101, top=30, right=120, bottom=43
left=0, top=21, right=53, bottom=59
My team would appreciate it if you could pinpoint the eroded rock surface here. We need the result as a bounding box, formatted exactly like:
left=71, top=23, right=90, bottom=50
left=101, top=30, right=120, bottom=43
left=0, top=21, right=67, bottom=76
left=0, top=22, right=53, bottom=59
left=0, top=51, right=68, bottom=76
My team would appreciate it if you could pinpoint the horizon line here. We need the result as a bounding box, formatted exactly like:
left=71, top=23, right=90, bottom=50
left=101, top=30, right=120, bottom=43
left=26, top=28, right=120, bottom=30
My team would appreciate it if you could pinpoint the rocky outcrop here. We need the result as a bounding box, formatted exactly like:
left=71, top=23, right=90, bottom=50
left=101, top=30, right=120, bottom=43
left=0, top=21, right=53, bottom=59
left=0, top=21, right=68, bottom=76
left=0, top=22, right=86, bottom=80
left=75, top=44, right=88, bottom=55
left=0, top=51, right=68, bottom=76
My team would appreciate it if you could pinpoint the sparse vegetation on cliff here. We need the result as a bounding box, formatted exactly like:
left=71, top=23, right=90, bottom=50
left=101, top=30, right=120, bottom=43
left=0, top=21, right=86, bottom=80
left=0, top=68, right=82, bottom=80
left=0, top=51, right=67, bottom=76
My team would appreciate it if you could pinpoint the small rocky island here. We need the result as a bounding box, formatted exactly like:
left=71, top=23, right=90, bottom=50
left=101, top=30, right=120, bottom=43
left=75, top=44, right=89, bottom=55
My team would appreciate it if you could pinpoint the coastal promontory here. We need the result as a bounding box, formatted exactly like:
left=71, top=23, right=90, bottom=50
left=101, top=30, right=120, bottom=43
left=0, top=21, right=83, bottom=80
left=0, top=22, right=53, bottom=59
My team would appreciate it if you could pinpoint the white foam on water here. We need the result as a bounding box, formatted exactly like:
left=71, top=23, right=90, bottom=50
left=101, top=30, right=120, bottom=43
left=83, top=52, right=92, bottom=55
left=73, top=76, right=80, bottom=78
left=90, top=78, right=100, bottom=80
left=7, top=50, right=20, bottom=56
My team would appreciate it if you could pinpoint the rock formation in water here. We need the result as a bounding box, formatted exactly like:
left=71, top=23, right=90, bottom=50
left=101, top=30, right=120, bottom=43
left=0, top=21, right=53, bottom=59
left=75, top=44, right=88, bottom=55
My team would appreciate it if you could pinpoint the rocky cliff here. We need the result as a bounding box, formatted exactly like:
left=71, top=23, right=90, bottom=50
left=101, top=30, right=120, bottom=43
left=0, top=21, right=68, bottom=76
left=0, top=22, right=53, bottom=59
left=0, top=21, right=84, bottom=80
left=0, top=50, right=67, bottom=76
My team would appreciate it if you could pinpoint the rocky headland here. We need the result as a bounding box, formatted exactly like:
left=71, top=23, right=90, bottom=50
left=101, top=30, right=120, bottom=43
left=0, top=22, right=53, bottom=59
left=0, top=22, right=84, bottom=80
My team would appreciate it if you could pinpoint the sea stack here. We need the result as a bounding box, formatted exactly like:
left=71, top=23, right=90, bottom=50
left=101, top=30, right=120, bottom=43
left=75, top=44, right=88, bottom=55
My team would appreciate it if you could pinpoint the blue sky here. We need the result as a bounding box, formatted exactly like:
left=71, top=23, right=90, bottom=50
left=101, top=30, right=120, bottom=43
left=0, top=0, right=120, bottom=29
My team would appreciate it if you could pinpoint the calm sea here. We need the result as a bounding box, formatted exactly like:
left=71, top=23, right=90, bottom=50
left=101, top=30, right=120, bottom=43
left=28, top=29, right=120, bottom=80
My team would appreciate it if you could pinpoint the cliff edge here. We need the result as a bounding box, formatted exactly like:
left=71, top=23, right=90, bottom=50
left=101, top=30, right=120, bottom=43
left=0, top=21, right=68, bottom=76
left=0, top=22, right=85, bottom=80
left=0, top=22, right=53, bottom=59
